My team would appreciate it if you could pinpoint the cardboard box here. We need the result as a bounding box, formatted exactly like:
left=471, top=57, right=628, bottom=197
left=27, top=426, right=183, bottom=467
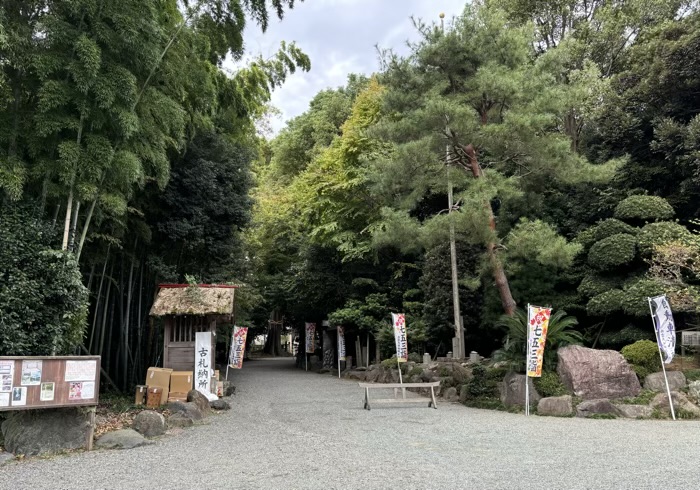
left=134, top=385, right=148, bottom=405
left=216, top=381, right=224, bottom=397
left=145, top=367, right=173, bottom=405
left=210, top=376, right=217, bottom=393
left=167, top=392, right=188, bottom=403
left=170, top=371, right=193, bottom=394
left=146, top=387, right=163, bottom=408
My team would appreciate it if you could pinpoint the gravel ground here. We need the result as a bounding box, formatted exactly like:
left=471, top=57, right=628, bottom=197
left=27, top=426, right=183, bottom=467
left=2, top=358, right=700, bottom=489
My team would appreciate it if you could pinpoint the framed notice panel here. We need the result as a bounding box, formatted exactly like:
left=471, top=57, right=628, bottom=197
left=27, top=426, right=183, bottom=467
left=0, top=356, right=100, bottom=411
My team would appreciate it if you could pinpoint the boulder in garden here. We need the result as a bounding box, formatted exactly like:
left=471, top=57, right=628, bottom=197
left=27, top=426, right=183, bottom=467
left=132, top=410, right=166, bottom=438
left=537, top=395, right=573, bottom=417
left=95, top=429, right=152, bottom=450
left=1, top=408, right=89, bottom=456
left=558, top=345, right=640, bottom=400
left=499, top=372, right=541, bottom=408
left=167, top=401, right=204, bottom=421
left=615, top=404, right=653, bottom=419
left=187, top=390, right=210, bottom=415
left=443, top=387, right=458, bottom=402
left=688, top=381, right=700, bottom=402
left=651, top=391, right=700, bottom=417
left=576, top=399, right=621, bottom=418
left=644, top=371, right=686, bottom=392
left=210, top=399, right=231, bottom=410
left=168, top=413, right=195, bottom=428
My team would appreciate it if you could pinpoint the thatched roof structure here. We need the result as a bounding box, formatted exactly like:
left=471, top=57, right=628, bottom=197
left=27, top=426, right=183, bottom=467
left=149, top=285, right=235, bottom=316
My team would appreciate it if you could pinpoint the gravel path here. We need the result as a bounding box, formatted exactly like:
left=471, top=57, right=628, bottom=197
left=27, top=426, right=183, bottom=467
left=2, top=358, right=700, bottom=489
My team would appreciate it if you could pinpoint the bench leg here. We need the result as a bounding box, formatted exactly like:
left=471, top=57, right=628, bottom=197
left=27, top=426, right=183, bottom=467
left=364, top=387, right=370, bottom=410
left=430, top=387, right=437, bottom=409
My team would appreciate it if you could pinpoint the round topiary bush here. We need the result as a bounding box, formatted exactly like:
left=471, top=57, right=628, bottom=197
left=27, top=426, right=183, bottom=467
left=587, top=289, right=625, bottom=316
left=533, top=371, right=569, bottom=397
left=621, top=340, right=662, bottom=380
left=577, top=274, right=621, bottom=298
left=614, top=195, right=675, bottom=222
left=588, top=233, right=637, bottom=270
left=619, top=278, right=665, bottom=317
left=593, top=218, right=638, bottom=241
left=636, top=221, right=693, bottom=255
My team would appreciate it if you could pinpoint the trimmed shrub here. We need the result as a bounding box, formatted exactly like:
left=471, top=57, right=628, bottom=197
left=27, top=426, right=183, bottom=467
left=533, top=371, right=569, bottom=397
left=588, top=233, right=637, bottom=270
left=380, top=358, right=398, bottom=369
left=593, top=218, right=638, bottom=241
left=464, top=365, right=499, bottom=399
left=587, top=289, right=625, bottom=316
left=408, top=366, right=423, bottom=377
left=636, top=221, right=693, bottom=256
left=619, top=278, right=665, bottom=317
left=578, top=274, right=621, bottom=298
left=621, top=340, right=661, bottom=380
left=408, top=352, right=422, bottom=363
left=614, top=195, right=674, bottom=222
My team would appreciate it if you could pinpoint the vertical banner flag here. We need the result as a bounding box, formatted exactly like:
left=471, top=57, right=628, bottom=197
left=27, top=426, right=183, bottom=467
left=337, top=326, right=346, bottom=361
left=305, top=323, right=316, bottom=354
left=195, top=332, right=212, bottom=395
left=526, top=305, right=552, bottom=378
left=229, top=326, right=248, bottom=369
left=392, top=313, right=408, bottom=362
left=649, top=295, right=676, bottom=364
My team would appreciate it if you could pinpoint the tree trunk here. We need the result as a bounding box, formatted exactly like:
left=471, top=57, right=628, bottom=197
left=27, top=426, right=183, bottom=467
left=62, top=116, right=84, bottom=251
left=463, top=144, right=517, bottom=316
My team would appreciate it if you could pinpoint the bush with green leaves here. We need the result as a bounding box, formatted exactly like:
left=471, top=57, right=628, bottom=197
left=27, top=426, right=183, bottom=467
left=464, top=364, right=499, bottom=399
left=0, top=206, right=88, bottom=355
left=587, top=233, right=637, bottom=270
left=578, top=274, right=621, bottom=297
left=636, top=221, right=693, bottom=255
left=593, top=218, right=638, bottom=241
left=621, top=340, right=662, bottom=380
left=614, top=195, right=675, bottom=222
left=533, top=371, right=569, bottom=397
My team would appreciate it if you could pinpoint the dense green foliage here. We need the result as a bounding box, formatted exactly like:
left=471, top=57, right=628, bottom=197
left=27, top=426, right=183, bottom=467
left=621, top=340, right=662, bottom=380
left=0, top=206, right=88, bottom=355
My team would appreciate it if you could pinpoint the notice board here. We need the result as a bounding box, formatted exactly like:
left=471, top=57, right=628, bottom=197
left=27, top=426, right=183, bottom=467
left=0, top=356, right=101, bottom=411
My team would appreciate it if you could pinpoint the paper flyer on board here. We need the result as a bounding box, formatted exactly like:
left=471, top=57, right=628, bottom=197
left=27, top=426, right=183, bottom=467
left=0, top=393, right=9, bottom=407
left=69, top=382, right=83, bottom=400
left=11, top=387, right=27, bottom=406
left=0, top=360, right=14, bottom=392
left=64, top=360, right=97, bottom=381
left=40, top=382, right=55, bottom=401
left=81, top=381, right=95, bottom=399
left=526, top=305, right=552, bottom=378
left=21, top=360, right=42, bottom=385
left=391, top=313, right=408, bottom=362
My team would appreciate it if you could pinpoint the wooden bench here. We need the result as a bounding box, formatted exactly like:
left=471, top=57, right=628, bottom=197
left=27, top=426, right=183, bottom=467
left=358, top=381, right=440, bottom=410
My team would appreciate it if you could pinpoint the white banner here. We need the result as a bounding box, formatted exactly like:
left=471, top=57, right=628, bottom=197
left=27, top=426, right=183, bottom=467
left=337, top=326, right=346, bottom=361
left=195, top=332, right=213, bottom=395
left=650, top=295, right=676, bottom=364
left=391, top=313, right=408, bottom=362
left=305, top=323, right=316, bottom=354
left=229, top=326, right=248, bottom=369
left=526, top=305, right=552, bottom=378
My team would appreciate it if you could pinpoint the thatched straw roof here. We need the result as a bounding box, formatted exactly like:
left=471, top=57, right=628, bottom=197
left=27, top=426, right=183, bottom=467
left=149, top=286, right=235, bottom=316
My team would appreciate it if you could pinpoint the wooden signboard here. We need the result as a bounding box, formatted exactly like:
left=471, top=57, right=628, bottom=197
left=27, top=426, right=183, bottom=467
left=0, top=356, right=101, bottom=411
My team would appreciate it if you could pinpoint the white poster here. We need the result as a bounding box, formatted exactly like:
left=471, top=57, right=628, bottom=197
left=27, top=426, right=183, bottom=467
left=81, top=381, right=95, bottom=399
left=305, top=323, right=316, bottom=354
left=337, top=326, right=346, bottom=361
left=64, top=360, right=97, bottom=381
left=195, top=332, right=212, bottom=396
left=0, top=393, right=9, bottom=407
left=391, top=313, right=408, bottom=362
left=650, top=295, right=676, bottom=364
left=40, top=382, right=55, bottom=401
left=21, top=360, right=42, bottom=385
left=11, top=387, right=26, bottom=406
left=0, top=360, right=14, bottom=392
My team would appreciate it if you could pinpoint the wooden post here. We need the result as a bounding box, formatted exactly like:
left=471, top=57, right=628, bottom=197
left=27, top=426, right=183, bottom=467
left=86, top=406, right=96, bottom=451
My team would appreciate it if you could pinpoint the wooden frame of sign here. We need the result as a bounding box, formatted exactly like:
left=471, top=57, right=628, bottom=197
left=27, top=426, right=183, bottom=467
left=0, top=355, right=101, bottom=451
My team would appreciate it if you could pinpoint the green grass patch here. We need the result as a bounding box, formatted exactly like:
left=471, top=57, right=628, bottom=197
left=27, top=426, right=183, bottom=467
left=619, top=389, right=657, bottom=405
left=683, top=369, right=700, bottom=382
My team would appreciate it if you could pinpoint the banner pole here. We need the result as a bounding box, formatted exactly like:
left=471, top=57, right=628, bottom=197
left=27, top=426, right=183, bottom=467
left=525, top=377, right=529, bottom=416
left=649, top=298, right=676, bottom=420
left=525, top=303, right=530, bottom=416
left=397, top=356, right=405, bottom=399
left=305, top=353, right=308, bottom=372
left=338, top=332, right=341, bottom=379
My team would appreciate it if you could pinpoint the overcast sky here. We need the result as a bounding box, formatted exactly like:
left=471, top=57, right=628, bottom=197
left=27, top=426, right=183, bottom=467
left=235, top=0, right=467, bottom=134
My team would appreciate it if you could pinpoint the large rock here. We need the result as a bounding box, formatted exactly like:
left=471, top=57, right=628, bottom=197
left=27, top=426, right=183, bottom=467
left=443, top=387, right=459, bottom=402
left=558, top=345, right=641, bottom=400
left=167, top=401, right=204, bottom=421
left=651, top=391, right=700, bottom=417
left=451, top=364, right=472, bottom=385
left=364, top=369, right=381, bottom=383
left=576, top=399, right=621, bottom=418
left=222, top=380, right=236, bottom=397
left=210, top=399, right=231, bottom=411
left=644, top=371, right=686, bottom=392
left=95, top=429, right=152, bottom=450
left=132, top=411, right=166, bottom=438
left=499, top=372, right=541, bottom=408
left=615, top=404, right=653, bottom=419
left=1, top=408, right=90, bottom=456
left=537, top=395, right=573, bottom=417
left=187, top=390, right=210, bottom=416
left=0, top=452, right=15, bottom=465
left=167, top=413, right=194, bottom=428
